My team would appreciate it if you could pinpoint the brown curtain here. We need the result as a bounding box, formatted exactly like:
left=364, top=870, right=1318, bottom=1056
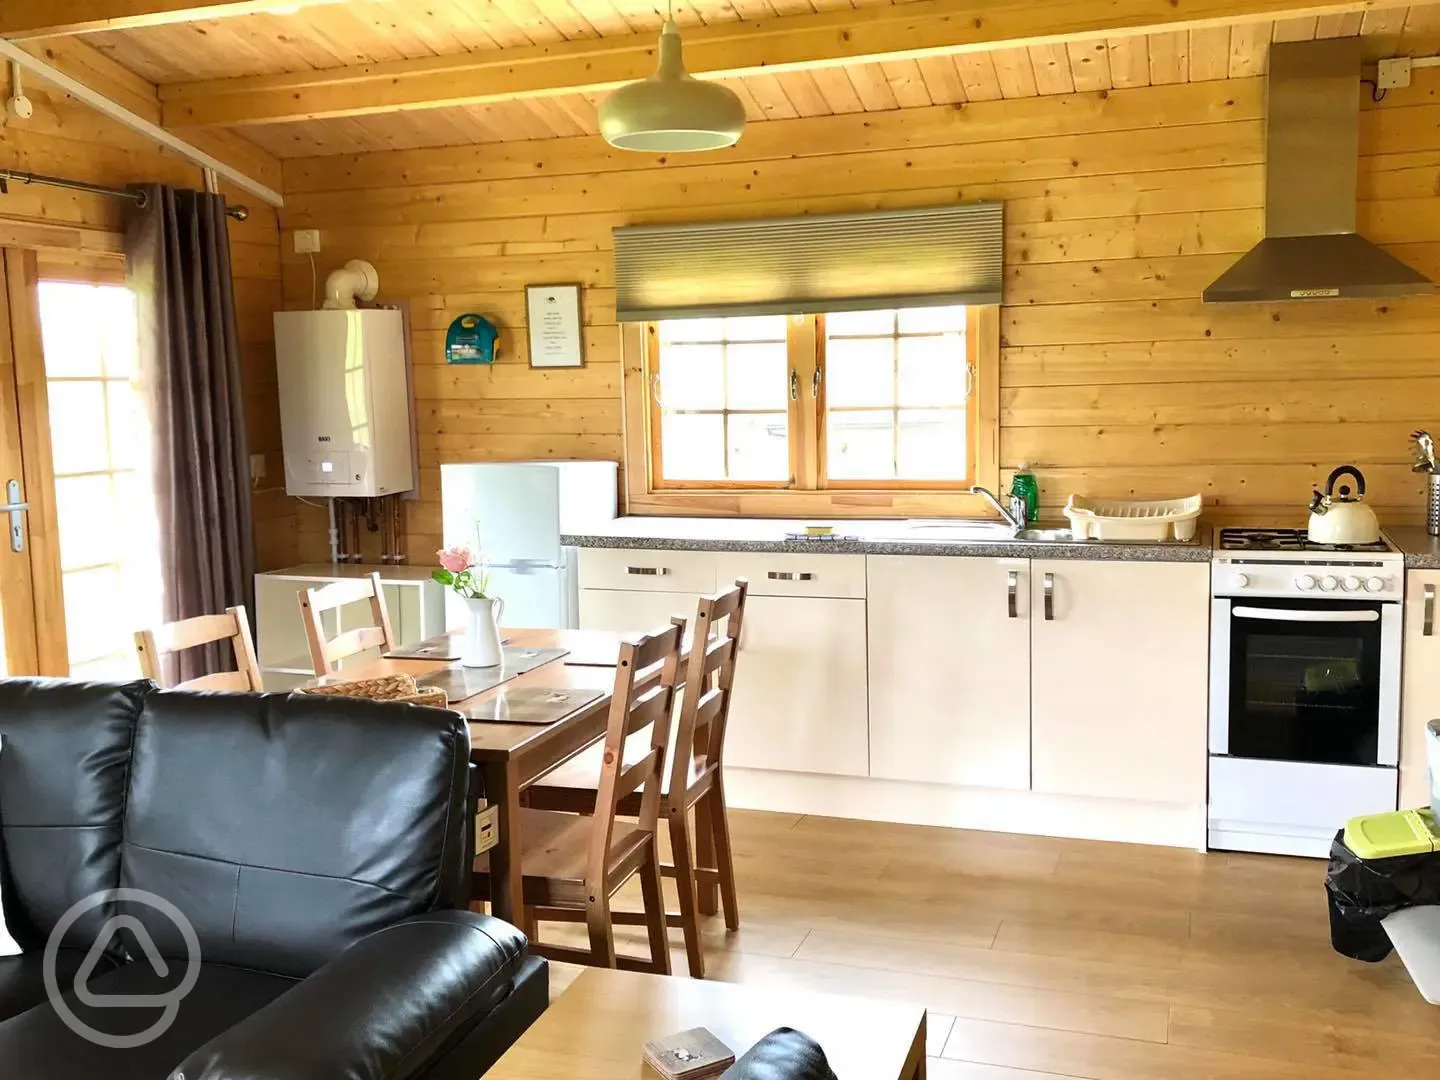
left=125, top=186, right=255, bottom=683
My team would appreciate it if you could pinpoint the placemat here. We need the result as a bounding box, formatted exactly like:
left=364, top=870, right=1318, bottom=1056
left=384, top=633, right=513, bottom=661
left=463, top=687, right=605, bottom=725
left=414, top=646, right=569, bottom=699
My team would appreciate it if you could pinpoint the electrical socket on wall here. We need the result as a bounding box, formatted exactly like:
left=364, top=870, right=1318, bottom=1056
left=293, top=229, right=322, bottom=254
left=250, top=453, right=267, bottom=481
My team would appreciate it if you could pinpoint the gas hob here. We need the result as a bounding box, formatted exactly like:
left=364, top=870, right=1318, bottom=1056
left=1212, top=527, right=1403, bottom=600
left=1216, top=527, right=1393, bottom=554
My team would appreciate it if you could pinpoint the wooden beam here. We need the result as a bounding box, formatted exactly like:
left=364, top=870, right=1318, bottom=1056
left=161, top=0, right=1410, bottom=128
left=0, top=38, right=283, bottom=205
left=0, top=0, right=341, bottom=39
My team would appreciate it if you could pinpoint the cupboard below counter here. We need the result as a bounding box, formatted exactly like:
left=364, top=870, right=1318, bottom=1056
left=577, top=546, right=1211, bottom=848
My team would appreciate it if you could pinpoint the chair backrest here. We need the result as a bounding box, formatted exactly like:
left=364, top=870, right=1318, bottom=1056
left=669, top=580, right=748, bottom=799
left=587, top=617, right=686, bottom=889
left=134, top=606, right=264, bottom=692
left=298, top=573, right=396, bottom=675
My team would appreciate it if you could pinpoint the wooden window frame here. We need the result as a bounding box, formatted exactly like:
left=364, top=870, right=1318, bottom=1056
left=621, top=305, right=1001, bottom=519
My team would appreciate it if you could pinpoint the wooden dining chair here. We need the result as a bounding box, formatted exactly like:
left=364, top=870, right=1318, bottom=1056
left=473, top=619, right=686, bottom=974
left=134, top=606, right=264, bottom=692
left=526, top=580, right=748, bottom=978
left=298, top=573, right=397, bottom=676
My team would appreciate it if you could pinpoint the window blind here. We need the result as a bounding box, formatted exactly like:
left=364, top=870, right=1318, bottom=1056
left=612, top=202, right=1002, bottom=321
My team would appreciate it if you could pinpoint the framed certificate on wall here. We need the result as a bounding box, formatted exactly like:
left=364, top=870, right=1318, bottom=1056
left=525, top=284, right=584, bottom=368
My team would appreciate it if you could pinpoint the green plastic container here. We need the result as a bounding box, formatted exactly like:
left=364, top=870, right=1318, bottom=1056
left=1344, top=808, right=1440, bottom=859
left=1009, top=466, right=1039, bottom=525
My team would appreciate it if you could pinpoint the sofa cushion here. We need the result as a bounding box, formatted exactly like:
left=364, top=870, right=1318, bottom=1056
left=0, top=960, right=295, bottom=1079
left=0, top=680, right=146, bottom=950
left=120, top=690, right=471, bottom=978
left=0, top=950, right=117, bottom=1023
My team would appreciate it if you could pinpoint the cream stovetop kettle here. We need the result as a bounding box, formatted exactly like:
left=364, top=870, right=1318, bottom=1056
left=1308, top=465, right=1381, bottom=546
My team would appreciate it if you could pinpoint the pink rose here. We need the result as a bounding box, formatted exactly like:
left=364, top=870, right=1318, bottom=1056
left=436, top=545, right=473, bottom=574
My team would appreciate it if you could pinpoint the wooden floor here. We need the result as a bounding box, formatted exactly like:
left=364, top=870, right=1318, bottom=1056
left=540, top=810, right=1437, bottom=1079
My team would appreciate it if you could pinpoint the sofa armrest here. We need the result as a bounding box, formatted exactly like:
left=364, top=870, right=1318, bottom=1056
left=172, top=910, right=531, bottom=1080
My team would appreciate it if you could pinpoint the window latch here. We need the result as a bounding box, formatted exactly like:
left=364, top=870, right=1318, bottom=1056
left=790, top=368, right=798, bottom=401
left=812, top=368, right=821, bottom=397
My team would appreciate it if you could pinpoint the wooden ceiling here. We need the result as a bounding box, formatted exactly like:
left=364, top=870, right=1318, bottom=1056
left=47, top=1, right=1440, bottom=155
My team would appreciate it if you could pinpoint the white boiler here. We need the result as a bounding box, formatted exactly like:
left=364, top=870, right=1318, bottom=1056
left=273, top=307, right=415, bottom=497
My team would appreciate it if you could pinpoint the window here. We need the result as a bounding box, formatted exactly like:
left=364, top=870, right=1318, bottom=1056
left=37, top=281, right=162, bottom=679
left=639, top=305, right=995, bottom=503
left=651, top=316, right=790, bottom=485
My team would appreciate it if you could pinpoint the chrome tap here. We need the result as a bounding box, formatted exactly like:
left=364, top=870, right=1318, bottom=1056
left=969, top=485, right=1027, bottom=532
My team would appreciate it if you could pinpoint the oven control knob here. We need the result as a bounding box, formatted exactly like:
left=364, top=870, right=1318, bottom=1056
left=1320, top=575, right=1339, bottom=592
left=1365, top=576, right=1387, bottom=593
left=1342, top=575, right=1362, bottom=592
left=1234, top=572, right=1250, bottom=588
left=1296, top=574, right=1317, bottom=591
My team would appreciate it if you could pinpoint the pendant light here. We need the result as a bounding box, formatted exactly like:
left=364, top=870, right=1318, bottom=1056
left=598, top=1, right=746, bottom=152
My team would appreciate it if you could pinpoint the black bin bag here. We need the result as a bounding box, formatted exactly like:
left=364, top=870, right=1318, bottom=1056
left=1325, top=828, right=1440, bottom=962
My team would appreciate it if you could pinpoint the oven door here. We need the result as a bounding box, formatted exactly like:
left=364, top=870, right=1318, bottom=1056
left=1209, top=597, right=1400, bottom=767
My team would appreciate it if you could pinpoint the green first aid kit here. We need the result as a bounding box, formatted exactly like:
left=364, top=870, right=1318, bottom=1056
left=1344, top=808, right=1440, bottom=859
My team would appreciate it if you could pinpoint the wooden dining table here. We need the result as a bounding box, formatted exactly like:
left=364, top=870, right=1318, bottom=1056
left=306, top=627, right=634, bottom=925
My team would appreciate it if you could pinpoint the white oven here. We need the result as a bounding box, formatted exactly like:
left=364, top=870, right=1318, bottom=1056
left=1208, top=531, right=1403, bottom=857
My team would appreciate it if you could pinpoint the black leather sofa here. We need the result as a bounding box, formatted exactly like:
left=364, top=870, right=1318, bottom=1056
left=0, top=678, right=548, bottom=1079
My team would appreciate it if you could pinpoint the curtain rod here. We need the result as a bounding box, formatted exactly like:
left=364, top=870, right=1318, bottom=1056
left=0, top=169, right=251, bottom=222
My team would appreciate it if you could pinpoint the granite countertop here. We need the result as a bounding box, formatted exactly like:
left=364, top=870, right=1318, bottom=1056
left=562, top=517, right=1213, bottom=563
left=1384, top=526, right=1440, bottom=569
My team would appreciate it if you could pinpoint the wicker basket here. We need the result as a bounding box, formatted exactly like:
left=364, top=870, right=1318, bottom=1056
left=296, top=672, right=449, bottom=708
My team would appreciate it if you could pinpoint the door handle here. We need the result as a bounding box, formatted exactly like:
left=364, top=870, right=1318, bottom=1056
left=626, top=566, right=669, bottom=577
left=1426, top=584, right=1435, bottom=637
left=1006, top=569, right=1018, bottom=618
left=2, top=479, right=27, bottom=553
left=1043, top=572, right=1054, bottom=621
left=767, top=571, right=813, bottom=581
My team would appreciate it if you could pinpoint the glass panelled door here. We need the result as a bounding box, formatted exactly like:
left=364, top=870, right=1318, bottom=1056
left=35, top=281, right=161, bottom=679
left=0, top=248, right=66, bottom=675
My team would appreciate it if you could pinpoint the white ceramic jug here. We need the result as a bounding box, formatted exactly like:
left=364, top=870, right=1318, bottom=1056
left=460, top=595, right=505, bottom=668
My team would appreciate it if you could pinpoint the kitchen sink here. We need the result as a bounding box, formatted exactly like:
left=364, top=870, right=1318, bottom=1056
left=1013, top=527, right=1075, bottom=543
left=899, top=519, right=1017, bottom=541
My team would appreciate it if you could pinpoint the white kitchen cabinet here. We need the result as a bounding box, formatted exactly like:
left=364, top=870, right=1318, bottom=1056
left=867, top=555, right=1031, bottom=790
left=1030, top=559, right=1210, bottom=805
left=726, top=594, right=870, bottom=777
left=1401, top=569, right=1440, bottom=810
left=577, top=588, right=696, bottom=634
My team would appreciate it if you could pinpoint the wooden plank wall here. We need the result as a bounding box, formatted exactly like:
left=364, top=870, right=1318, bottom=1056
left=281, top=71, right=1440, bottom=559
left=0, top=39, right=293, bottom=570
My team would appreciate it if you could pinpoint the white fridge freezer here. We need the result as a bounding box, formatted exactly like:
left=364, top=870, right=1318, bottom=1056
left=439, top=461, right=618, bottom=629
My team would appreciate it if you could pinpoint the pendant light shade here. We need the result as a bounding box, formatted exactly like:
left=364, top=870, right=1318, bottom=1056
left=598, top=20, right=746, bottom=152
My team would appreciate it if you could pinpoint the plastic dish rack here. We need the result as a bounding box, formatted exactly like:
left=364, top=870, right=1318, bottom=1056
left=1064, top=495, right=1202, bottom=541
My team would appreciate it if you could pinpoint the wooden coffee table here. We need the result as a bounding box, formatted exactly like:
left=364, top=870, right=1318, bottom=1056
left=487, top=967, right=927, bottom=1079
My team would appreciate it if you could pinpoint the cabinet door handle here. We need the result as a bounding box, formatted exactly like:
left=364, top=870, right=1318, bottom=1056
left=1043, top=572, right=1054, bottom=621
left=767, top=571, right=813, bottom=581
left=1427, top=584, right=1436, bottom=637
left=626, top=566, right=669, bottom=577
left=1007, top=569, right=1018, bottom=619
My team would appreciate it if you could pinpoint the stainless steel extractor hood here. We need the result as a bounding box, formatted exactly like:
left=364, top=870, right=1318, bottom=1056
left=1203, top=38, right=1434, bottom=303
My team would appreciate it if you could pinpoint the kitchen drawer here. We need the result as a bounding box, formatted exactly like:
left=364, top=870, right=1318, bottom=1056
left=577, top=547, right=716, bottom=594
left=715, top=552, right=866, bottom=599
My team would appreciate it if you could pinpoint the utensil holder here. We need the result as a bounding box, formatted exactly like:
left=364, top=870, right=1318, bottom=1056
left=1428, top=473, right=1440, bottom=537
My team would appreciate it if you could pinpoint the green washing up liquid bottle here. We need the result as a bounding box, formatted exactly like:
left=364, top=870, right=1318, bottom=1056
left=1010, top=466, right=1039, bottom=524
